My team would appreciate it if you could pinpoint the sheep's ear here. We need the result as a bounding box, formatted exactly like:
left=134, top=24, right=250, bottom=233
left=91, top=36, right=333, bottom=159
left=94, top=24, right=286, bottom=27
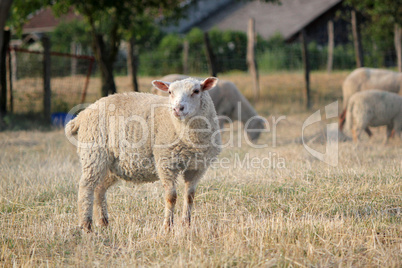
left=201, top=77, right=218, bottom=91
left=152, top=80, right=171, bottom=92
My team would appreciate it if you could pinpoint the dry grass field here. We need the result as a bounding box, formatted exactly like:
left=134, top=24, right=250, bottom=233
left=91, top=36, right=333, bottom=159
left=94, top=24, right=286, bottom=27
left=1, top=71, right=401, bottom=267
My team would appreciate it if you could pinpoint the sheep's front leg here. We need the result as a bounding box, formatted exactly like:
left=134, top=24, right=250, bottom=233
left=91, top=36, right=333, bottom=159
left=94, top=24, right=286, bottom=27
left=352, top=128, right=358, bottom=143
left=182, top=169, right=205, bottom=226
left=161, top=178, right=178, bottom=230
left=352, top=127, right=363, bottom=143
left=157, top=165, right=179, bottom=230
left=93, top=174, right=118, bottom=227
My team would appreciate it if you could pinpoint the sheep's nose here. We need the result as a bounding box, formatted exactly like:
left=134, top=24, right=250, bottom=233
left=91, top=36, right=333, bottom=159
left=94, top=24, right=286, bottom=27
left=173, top=105, right=185, bottom=113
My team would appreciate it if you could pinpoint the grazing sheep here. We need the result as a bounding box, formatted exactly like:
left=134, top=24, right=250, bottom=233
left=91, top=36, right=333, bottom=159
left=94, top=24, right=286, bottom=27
left=339, top=68, right=402, bottom=133
left=65, top=77, right=221, bottom=232
left=345, top=90, right=402, bottom=142
left=152, top=74, right=265, bottom=141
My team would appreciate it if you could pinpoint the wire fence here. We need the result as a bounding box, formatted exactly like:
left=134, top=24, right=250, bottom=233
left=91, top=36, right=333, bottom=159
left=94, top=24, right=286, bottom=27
left=5, top=38, right=399, bottom=115
left=8, top=47, right=94, bottom=114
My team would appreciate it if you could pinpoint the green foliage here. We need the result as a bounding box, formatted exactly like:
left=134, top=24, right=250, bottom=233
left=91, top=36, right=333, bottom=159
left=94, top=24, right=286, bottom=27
left=345, top=0, right=402, bottom=26
left=344, top=0, right=401, bottom=66
left=50, top=19, right=92, bottom=54
left=138, top=28, right=259, bottom=75
left=49, top=0, right=185, bottom=96
left=257, top=33, right=302, bottom=71
left=210, top=28, right=249, bottom=72
left=137, top=28, right=370, bottom=75
left=7, top=0, right=51, bottom=35
left=157, top=34, right=183, bottom=74
left=256, top=35, right=362, bottom=72
left=186, top=28, right=207, bottom=73
left=132, top=19, right=164, bottom=53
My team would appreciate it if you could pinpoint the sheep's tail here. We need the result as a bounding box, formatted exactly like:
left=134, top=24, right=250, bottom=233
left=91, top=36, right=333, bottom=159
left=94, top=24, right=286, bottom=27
left=345, top=102, right=354, bottom=132
left=65, top=118, right=80, bottom=138
left=339, top=108, right=347, bottom=131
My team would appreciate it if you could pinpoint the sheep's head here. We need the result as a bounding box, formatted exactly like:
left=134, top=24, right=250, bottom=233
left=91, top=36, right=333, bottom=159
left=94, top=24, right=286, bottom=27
left=246, top=117, right=266, bottom=141
left=152, top=77, right=218, bottom=120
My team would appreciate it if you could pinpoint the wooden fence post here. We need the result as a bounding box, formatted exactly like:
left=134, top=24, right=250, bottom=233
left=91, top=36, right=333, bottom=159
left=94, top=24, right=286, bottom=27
left=300, top=29, right=311, bottom=109
left=7, top=44, right=12, bottom=113
left=203, top=31, right=218, bottom=77
left=394, top=23, right=402, bottom=72
left=80, top=57, right=94, bottom=104
left=247, top=18, right=260, bottom=102
left=351, top=10, right=364, bottom=68
left=70, top=42, right=77, bottom=76
left=183, top=40, right=189, bottom=75
left=11, top=45, right=17, bottom=82
left=327, top=19, right=334, bottom=74
left=0, top=30, right=10, bottom=116
left=42, top=35, right=51, bottom=121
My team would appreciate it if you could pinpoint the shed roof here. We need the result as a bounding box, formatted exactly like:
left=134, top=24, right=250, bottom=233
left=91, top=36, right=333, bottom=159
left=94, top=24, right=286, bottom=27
left=22, top=7, right=81, bottom=34
left=195, top=0, right=342, bottom=40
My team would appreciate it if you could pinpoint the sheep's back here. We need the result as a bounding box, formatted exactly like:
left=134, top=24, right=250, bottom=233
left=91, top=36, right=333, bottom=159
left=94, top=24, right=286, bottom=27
left=343, top=68, right=402, bottom=108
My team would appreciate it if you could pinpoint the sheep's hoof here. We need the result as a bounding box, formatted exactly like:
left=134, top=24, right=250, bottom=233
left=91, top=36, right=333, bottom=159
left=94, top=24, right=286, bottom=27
left=164, top=221, right=173, bottom=232
left=181, top=218, right=191, bottom=228
left=81, top=221, right=92, bottom=233
left=98, top=218, right=109, bottom=228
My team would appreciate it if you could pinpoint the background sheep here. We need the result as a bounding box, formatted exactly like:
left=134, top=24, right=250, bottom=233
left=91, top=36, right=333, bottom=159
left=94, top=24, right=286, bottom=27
left=65, top=77, right=221, bottom=232
left=152, top=74, right=265, bottom=141
left=339, top=68, right=402, bottom=133
left=345, top=90, right=402, bottom=142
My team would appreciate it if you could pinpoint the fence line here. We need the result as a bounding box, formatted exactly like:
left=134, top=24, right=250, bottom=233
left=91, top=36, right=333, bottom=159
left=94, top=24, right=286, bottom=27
left=7, top=47, right=95, bottom=114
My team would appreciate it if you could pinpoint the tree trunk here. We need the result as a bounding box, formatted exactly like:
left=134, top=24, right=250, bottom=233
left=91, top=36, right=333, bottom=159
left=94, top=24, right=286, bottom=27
left=203, top=32, right=218, bottom=77
left=127, top=38, right=139, bottom=92
left=247, top=18, right=260, bottom=102
left=93, top=34, right=117, bottom=96
left=300, top=29, right=311, bottom=109
left=351, top=10, right=364, bottom=68
left=0, top=0, right=12, bottom=119
left=1, top=30, right=10, bottom=116
left=0, top=0, right=12, bottom=54
left=42, top=35, right=51, bottom=122
left=327, top=19, right=334, bottom=73
left=394, top=23, right=402, bottom=72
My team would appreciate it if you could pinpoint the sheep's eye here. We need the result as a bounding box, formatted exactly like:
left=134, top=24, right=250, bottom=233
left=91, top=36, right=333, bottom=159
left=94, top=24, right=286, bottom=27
left=193, top=89, right=200, bottom=95
left=168, top=91, right=172, bottom=95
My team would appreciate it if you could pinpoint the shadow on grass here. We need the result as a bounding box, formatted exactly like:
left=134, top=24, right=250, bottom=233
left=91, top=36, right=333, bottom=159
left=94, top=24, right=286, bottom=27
left=0, top=113, right=55, bottom=131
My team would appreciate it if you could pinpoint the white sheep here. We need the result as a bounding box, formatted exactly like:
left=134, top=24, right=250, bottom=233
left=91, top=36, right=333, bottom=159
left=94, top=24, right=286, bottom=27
left=340, top=68, right=402, bottom=134
left=65, top=77, right=221, bottom=232
left=152, top=74, right=265, bottom=141
left=345, top=90, right=402, bottom=142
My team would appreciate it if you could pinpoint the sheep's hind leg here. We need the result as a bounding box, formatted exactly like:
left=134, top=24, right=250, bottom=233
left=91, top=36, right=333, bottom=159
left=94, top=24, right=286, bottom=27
left=78, top=161, right=108, bottom=232
left=383, top=125, right=394, bottom=144
left=93, top=174, right=118, bottom=227
left=182, top=169, right=205, bottom=226
left=339, top=109, right=346, bottom=130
